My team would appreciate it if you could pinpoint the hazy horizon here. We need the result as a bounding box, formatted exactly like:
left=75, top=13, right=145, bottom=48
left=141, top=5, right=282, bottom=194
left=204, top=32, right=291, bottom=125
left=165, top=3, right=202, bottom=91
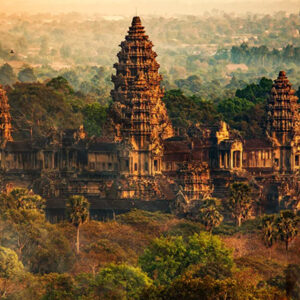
left=1, top=0, right=300, bottom=15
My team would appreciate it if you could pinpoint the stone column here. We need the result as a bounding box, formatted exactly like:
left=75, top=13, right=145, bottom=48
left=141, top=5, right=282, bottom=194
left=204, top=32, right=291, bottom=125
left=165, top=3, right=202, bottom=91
left=239, top=151, right=242, bottom=168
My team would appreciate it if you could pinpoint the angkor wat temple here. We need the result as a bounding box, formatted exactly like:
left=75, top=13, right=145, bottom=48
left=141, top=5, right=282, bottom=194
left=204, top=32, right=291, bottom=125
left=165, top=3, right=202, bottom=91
left=0, top=17, right=299, bottom=220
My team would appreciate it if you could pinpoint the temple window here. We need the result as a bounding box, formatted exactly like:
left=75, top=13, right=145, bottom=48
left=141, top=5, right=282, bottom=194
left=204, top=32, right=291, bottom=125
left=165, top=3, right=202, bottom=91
left=145, top=162, right=148, bottom=171
left=296, top=155, right=299, bottom=166
left=125, top=160, right=129, bottom=170
left=154, top=160, right=158, bottom=171
left=134, top=163, right=138, bottom=171
left=108, top=163, right=112, bottom=170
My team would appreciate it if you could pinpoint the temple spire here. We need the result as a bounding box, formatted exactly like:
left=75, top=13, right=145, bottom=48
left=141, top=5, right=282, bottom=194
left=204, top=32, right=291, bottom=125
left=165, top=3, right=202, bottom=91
left=267, top=70, right=299, bottom=145
left=110, top=16, right=173, bottom=149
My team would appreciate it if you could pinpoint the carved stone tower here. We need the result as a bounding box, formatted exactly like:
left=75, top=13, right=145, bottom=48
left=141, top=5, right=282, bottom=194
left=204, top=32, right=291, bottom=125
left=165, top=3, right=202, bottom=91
left=110, top=16, right=173, bottom=175
left=267, top=71, right=299, bottom=145
left=0, top=86, right=13, bottom=143
left=266, top=71, right=300, bottom=172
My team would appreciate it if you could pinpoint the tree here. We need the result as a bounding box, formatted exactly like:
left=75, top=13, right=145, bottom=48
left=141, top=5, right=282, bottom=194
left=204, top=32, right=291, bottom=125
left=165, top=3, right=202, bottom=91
left=261, top=215, right=278, bottom=248
left=198, top=198, right=223, bottom=233
left=66, top=195, right=90, bottom=255
left=0, top=189, right=73, bottom=274
left=0, top=188, right=45, bottom=212
left=142, top=275, right=239, bottom=300
left=0, top=246, right=24, bottom=298
left=94, top=264, right=152, bottom=299
left=42, top=273, right=76, bottom=300
left=0, top=246, right=24, bottom=279
left=82, top=103, right=107, bottom=137
left=139, top=233, right=233, bottom=285
left=224, top=182, right=253, bottom=226
left=8, top=82, right=83, bottom=139
left=276, top=210, right=298, bottom=252
left=0, top=63, right=17, bottom=86
left=261, top=215, right=278, bottom=258
left=46, top=76, right=74, bottom=94
left=18, top=67, right=37, bottom=83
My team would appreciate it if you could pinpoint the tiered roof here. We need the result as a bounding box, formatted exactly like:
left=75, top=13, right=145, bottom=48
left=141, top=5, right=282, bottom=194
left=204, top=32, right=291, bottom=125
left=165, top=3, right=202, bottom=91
left=0, top=86, right=13, bottom=142
left=267, top=71, right=299, bottom=144
left=110, top=16, right=173, bottom=150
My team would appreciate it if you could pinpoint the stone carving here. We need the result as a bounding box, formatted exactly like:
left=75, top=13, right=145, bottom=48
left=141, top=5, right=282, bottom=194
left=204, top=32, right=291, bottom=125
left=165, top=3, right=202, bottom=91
left=0, top=86, right=13, bottom=143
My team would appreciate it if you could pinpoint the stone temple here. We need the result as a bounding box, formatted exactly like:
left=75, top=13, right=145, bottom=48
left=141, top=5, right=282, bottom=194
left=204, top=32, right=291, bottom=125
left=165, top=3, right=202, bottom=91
left=0, top=17, right=299, bottom=220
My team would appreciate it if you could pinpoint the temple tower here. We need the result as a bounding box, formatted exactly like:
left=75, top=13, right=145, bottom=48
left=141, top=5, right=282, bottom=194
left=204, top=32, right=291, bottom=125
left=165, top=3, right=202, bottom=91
left=0, top=86, right=13, bottom=143
left=110, top=16, right=173, bottom=175
left=266, top=71, right=300, bottom=172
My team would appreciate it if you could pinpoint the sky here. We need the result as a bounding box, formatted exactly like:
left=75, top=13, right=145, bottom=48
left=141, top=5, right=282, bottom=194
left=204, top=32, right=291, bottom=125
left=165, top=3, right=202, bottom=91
left=1, top=0, right=300, bottom=15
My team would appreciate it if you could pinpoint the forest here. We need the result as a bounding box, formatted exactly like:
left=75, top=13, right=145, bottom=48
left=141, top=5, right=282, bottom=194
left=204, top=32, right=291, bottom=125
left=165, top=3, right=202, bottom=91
left=0, top=187, right=299, bottom=299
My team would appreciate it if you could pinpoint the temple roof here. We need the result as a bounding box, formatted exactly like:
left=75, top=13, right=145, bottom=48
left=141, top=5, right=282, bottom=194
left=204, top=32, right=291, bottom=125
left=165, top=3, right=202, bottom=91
left=244, top=138, right=273, bottom=150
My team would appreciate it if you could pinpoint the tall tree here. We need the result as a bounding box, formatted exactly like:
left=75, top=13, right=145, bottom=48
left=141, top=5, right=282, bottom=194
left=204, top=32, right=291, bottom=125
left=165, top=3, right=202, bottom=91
left=0, top=246, right=24, bottom=298
left=66, top=195, right=90, bottom=255
left=18, top=67, right=37, bottom=83
left=0, top=63, right=17, bottom=86
left=198, top=198, right=223, bottom=233
left=261, top=214, right=278, bottom=258
left=276, top=210, right=298, bottom=252
left=224, top=182, right=253, bottom=227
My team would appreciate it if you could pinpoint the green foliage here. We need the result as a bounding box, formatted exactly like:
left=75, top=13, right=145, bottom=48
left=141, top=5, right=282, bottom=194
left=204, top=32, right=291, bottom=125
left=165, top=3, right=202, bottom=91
left=217, top=97, right=255, bottom=120
left=163, top=89, right=220, bottom=132
left=0, top=188, right=45, bottom=212
left=8, top=82, right=83, bottom=139
left=117, top=209, right=172, bottom=229
left=214, top=218, right=263, bottom=235
left=197, top=198, right=223, bottom=233
left=0, top=63, right=17, bottom=86
left=166, top=222, right=204, bottom=240
left=66, top=196, right=90, bottom=228
left=224, top=183, right=253, bottom=227
left=139, top=236, right=186, bottom=285
left=235, top=77, right=273, bottom=104
left=42, top=273, right=76, bottom=300
left=276, top=210, right=298, bottom=251
left=231, top=43, right=300, bottom=66
left=142, top=275, right=239, bottom=300
left=0, top=246, right=24, bottom=279
left=18, top=67, right=37, bottom=83
left=82, top=102, right=107, bottom=136
left=261, top=214, right=278, bottom=249
left=46, top=76, right=74, bottom=94
left=139, top=232, right=233, bottom=285
left=0, top=209, right=74, bottom=274
left=94, top=264, right=152, bottom=300
left=0, top=189, right=73, bottom=274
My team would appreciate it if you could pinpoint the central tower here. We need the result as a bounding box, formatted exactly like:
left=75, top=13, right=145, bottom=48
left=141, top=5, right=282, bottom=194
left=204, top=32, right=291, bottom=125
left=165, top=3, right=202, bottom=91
left=110, top=16, right=173, bottom=175
left=266, top=71, right=300, bottom=172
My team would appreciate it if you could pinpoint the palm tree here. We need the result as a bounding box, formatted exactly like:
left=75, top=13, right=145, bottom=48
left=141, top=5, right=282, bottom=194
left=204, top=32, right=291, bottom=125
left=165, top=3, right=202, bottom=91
left=276, top=210, right=298, bottom=252
left=261, top=214, right=277, bottom=258
left=224, top=182, right=252, bottom=227
left=66, top=195, right=90, bottom=254
left=198, top=198, right=223, bottom=233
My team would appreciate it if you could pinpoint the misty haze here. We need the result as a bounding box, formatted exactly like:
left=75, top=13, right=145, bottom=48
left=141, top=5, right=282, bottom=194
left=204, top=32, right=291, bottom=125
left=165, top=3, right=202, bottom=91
left=0, top=0, right=299, bottom=299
